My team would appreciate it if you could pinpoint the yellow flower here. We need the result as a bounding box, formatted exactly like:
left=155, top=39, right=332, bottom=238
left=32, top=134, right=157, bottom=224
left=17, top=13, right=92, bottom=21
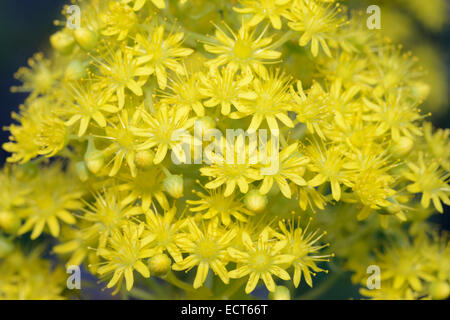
left=101, top=1, right=137, bottom=41
left=161, top=71, right=206, bottom=116
left=93, top=45, right=152, bottom=109
left=173, top=218, right=237, bottom=288
left=228, top=229, right=294, bottom=293
left=259, top=142, right=309, bottom=198
left=276, top=218, right=331, bottom=288
left=291, top=80, right=330, bottom=140
left=363, top=92, right=423, bottom=142
left=64, top=80, right=119, bottom=137
left=200, top=135, right=262, bottom=197
left=187, top=185, right=254, bottom=226
left=53, top=225, right=89, bottom=268
left=97, top=222, right=155, bottom=292
left=17, top=164, right=83, bottom=239
left=403, top=152, right=449, bottom=213
left=303, top=139, right=352, bottom=201
left=81, top=188, right=143, bottom=248
left=100, top=108, right=144, bottom=177
left=374, top=239, right=435, bottom=294
left=199, top=66, right=256, bottom=116
left=298, top=185, right=327, bottom=212
left=234, top=0, right=292, bottom=30
left=3, top=110, right=41, bottom=164
left=4, top=97, right=67, bottom=163
left=131, top=103, right=196, bottom=164
left=0, top=165, right=33, bottom=234
left=231, top=70, right=294, bottom=132
left=134, top=25, right=193, bottom=89
left=0, top=247, right=67, bottom=300
left=11, top=53, right=60, bottom=99
left=369, top=44, right=423, bottom=96
left=288, top=0, right=343, bottom=57
left=145, top=206, right=185, bottom=263
left=204, top=23, right=281, bottom=79
left=116, top=166, right=169, bottom=210
left=423, top=122, right=450, bottom=171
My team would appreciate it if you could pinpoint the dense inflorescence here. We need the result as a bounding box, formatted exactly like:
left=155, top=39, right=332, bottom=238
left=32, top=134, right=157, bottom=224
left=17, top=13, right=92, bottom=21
left=0, top=0, right=449, bottom=300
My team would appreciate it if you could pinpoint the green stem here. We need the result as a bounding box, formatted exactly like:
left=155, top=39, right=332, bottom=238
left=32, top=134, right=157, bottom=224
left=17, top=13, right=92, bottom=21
left=268, top=30, right=297, bottom=50
left=296, top=272, right=341, bottom=300
left=220, top=278, right=247, bottom=299
left=164, top=271, right=197, bottom=293
left=129, top=287, right=155, bottom=300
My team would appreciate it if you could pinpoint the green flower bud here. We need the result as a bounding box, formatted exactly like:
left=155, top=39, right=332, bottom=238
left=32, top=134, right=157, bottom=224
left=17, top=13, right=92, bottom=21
left=269, top=285, right=291, bottom=300
left=244, top=190, right=268, bottom=212
left=50, top=30, right=75, bottom=55
left=74, top=27, right=98, bottom=51
left=430, top=281, right=450, bottom=300
left=0, top=211, right=20, bottom=234
left=411, top=81, right=430, bottom=102
left=65, top=60, right=88, bottom=81
left=163, top=174, right=184, bottom=199
left=148, top=254, right=172, bottom=277
left=75, top=161, right=89, bottom=182
left=135, top=150, right=155, bottom=169
left=392, top=136, right=414, bottom=157
left=196, top=116, right=216, bottom=132
left=84, top=138, right=104, bottom=174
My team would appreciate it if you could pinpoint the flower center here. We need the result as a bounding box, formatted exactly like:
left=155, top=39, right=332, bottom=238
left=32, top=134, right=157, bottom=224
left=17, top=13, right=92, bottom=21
left=234, top=40, right=253, bottom=60
left=253, top=252, right=271, bottom=272
left=199, top=240, right=217, bottom=259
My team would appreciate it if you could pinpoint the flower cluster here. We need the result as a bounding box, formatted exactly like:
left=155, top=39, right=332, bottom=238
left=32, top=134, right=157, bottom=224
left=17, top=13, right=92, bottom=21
left=0, top=0, right=449, bottom=300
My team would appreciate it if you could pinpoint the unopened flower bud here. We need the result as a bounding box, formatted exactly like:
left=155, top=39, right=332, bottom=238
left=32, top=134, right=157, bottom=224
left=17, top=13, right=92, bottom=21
left=392, top=136, right=414, bottom=157
left=135, top=150, right=154, bottom=169
left=149, top=254, right=172, bottom=277
left=244, top=190, right=268, bottom=212
left=196, top=116, right=216, bottom=133
left=84, top=138, right=104, bottom=174
left=0, top=211, right=20, bottom=234
left=74, top=27, right=98, bottom=51
left=163, top=174, right=184, bottom=199
left=65, top=60, right=87, bottom=81
left=75, top=161, right=89, bottom=182
left=411, top=81, right=430, bottom=102
left=430, top=281, right=450, bottom=300
left=50, top=30, right=75, bottom=55
left=269, top=285, right=291, bottom=300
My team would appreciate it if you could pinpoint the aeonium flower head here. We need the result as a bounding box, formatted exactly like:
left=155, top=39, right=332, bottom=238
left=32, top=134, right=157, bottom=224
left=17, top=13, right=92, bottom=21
left=187, top=183, right=254, bottom=226
left=200, top=135, right=262, bottom=197
left=233, top=0, right=293, bottom=30
left=63, top=79, right=119, bottom=137
left=288, top=0, right=345, bottom=57
left=101, top=1, right=137, bottom=41
left=230, top=70, right=294, bottom=132
left=131, top=103, right=196, bottom=165
left=227, top=228, right=294, bottom=294
left=276, top=217, right=332, bottom=288
left=17, top=163, right=84, bottom=240
left=204, top=22, right=281, bottom=79
left=134, top=25, right=194, bottom=90
left=91, top=43, right=153, bottom=109
left=96, top=221, right=156, bottom=292
left=198, top=66, right=256, bottom=116
left=173, top=218, right=237, bottom=289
